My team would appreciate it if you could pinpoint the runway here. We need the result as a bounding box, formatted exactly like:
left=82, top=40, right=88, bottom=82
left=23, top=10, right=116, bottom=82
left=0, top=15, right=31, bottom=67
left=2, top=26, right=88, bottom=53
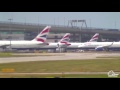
left=0, top=72, right=120, bottom=75
left=0, top=52, right=120, bottom=64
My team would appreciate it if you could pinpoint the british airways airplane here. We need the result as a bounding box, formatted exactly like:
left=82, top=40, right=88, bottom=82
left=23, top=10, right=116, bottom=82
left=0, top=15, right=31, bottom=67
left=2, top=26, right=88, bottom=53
left=78, top=33, right=120, bottom=51
left=39, top=33, right=99, bottom=52
left=0, top=26, right=51, bottom=50
left=78, top=41, right=117, bottom=51
left=66, top=33, right=99, bottom=49
left=39, top=33, right=71, bottom=52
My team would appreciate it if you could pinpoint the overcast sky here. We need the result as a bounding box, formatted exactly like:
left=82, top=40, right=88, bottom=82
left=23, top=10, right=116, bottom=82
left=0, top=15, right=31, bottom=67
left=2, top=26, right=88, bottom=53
left=0, top=12, right=120, bottom=29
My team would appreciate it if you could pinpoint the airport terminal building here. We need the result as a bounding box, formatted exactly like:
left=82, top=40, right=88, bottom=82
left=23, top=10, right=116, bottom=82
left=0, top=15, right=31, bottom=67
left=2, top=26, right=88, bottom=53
left=0, top=21, right=120, bottom=42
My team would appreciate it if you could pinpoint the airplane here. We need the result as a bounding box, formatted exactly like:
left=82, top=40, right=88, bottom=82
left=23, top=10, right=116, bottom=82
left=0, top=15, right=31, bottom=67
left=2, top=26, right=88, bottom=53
left=39, top=33, right=71, bottom=52
left=56, top=33, right=71, bottom=52
left=39, top=33, right=99, bottom=52
left=0, top=26, right=51, bottom=51
left=75, top=33, right=99, bottom=52
left=4, top=32, right=97, bottom=52
left=66, top=33, right=99, bottom=50
left=77, top=33, right=116, bottom=51
left=78, top=41, right=117, bottom=51
left=77, top=33, right=120, bottom=51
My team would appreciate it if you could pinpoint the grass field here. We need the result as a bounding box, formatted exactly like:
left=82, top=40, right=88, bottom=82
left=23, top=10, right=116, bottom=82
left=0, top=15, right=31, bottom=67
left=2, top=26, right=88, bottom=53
left=0, top=59, right=120, bottom=73
left=0, top=54, right=120, bottom=78
left=0, top=52, right=61, bottom=57
left=0, top=74, right=119, bottom=78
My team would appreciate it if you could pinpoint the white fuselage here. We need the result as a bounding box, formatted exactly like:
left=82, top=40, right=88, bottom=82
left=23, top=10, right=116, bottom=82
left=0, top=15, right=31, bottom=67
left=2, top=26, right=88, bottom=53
left=45, top=42, right=120, bottom=51
left=40, top=43, right=81, bottom=49
left=0, top=41, right=45, bottom=50
left=67, top=43, right=81, bottom=49
left=78, top=42, right=120, bottom=50
left=0, top=40, right=82, bottom=50
left=4, top=40, right=116, bottom=50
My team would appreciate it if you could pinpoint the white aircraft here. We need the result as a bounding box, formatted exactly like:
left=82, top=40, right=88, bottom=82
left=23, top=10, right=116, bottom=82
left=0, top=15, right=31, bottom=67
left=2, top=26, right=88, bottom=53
left=56, top=33, right=71, bottom=52
left=40, top=33, right=71, bottom=52
left=78, top=41, right=117, bottom=51
left=77, top=33, right=115, bottom=51
left=66, top=33, right=99, bottom=50
left=77, top=33, right=120, bottom=51
left=40, top=33, right=99, bottom=52
left=0, top=26, right=51, bottom=50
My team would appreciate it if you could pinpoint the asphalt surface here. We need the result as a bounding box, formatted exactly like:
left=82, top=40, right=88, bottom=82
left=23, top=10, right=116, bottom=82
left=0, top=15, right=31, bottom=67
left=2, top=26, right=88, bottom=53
left=0, top=52, right=120, bottom=63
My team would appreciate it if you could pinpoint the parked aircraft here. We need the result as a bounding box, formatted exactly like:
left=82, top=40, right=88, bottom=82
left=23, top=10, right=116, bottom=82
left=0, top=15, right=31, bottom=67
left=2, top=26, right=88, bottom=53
left=77, top=33, right=120, bottom=51
left=40, top=33, right=99, bottom=52
left=78, top=41, right=118, bottom=51
left=66, top=33, right=99, bottom=50
left=0, top=26, right=51, bottom=50
left=39, top=33, right=71, bottom=52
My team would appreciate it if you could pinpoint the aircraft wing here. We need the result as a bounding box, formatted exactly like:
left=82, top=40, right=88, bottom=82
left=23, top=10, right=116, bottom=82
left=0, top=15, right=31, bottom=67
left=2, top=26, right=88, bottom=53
left=0, top=44, right=10, bottom=48
left=36, top=42, right=49, bottom=45
left=95, top=42, right=114, bottom=50
left=43, top=42, right=49, bottom=45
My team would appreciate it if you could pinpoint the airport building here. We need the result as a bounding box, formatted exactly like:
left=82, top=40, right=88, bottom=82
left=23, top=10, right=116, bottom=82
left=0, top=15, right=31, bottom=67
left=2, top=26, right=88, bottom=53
left=0, top=20, right=120, bottom=42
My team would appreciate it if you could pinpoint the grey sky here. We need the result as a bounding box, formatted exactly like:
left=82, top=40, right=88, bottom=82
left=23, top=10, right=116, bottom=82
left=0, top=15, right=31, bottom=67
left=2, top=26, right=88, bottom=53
left=0, top=12, right=120, bottom=29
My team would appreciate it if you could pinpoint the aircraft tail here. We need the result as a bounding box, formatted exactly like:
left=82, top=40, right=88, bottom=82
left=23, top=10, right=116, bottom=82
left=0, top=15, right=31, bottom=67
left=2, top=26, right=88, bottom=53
left=59, top=33, right=71, bottom=45
left=32, top=26, right=51, bottom=43
left=89, top=33, right=99, bottom=42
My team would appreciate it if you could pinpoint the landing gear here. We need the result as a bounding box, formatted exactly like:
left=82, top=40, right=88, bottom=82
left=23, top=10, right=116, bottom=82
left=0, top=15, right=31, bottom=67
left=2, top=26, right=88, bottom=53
left=56, top=47, right=67, bottom=53
left=64, top=48, right=67, bottom=52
